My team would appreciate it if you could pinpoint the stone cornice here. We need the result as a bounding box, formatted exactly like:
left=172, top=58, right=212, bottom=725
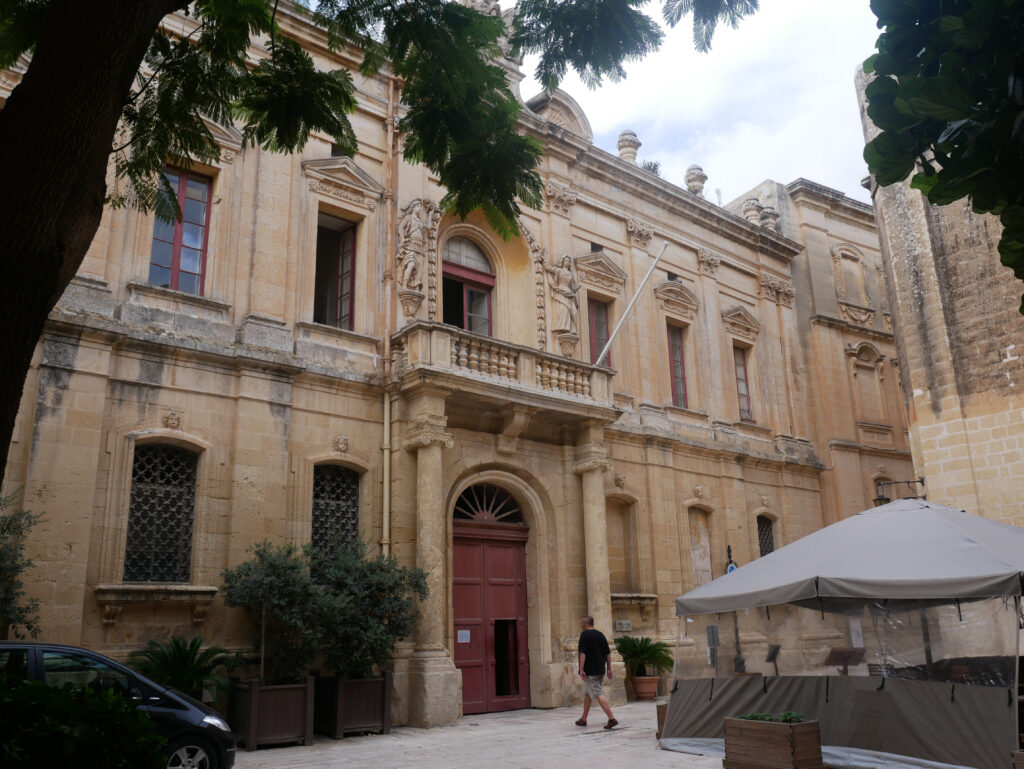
left=549, top=144, right=803, bottom=264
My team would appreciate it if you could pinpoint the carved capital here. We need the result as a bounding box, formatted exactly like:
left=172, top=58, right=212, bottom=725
left=698, top=249, right=721, bottom=279
left=403, top=430, right=454, bottom=451
left=403, top=415, right=454, bottom=451
left=545, top=181, right=578, bottom=215
left=626, top=217, right=654, bottom=248
left=758, top=272, right=795, bottom=307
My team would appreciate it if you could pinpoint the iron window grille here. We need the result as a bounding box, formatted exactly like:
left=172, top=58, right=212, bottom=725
left=757, top=515, right=775, bottom=557
left=123, top=444, right=198, bottom=583
left=312, top=464, right=360, bottom=555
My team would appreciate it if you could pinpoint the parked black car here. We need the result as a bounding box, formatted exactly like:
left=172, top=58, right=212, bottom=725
left=0, top=641, right=236, bottom=769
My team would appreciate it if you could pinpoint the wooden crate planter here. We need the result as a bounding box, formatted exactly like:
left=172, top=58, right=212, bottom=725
left=723, top=717, right=825, bottom=769
left=314, top=671, right=392, bottom=738
left=229, top=677, right=315, bottom=751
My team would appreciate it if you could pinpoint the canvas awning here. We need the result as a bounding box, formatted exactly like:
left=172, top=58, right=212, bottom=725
left=675, top=499, right=1024, bottom=615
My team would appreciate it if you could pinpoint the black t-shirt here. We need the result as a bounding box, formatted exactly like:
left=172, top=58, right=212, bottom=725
left=578, top=628, right=610, bottom=676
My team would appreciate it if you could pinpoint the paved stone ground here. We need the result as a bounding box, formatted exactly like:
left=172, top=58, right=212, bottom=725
left=234, top=701, right=720, bottom=769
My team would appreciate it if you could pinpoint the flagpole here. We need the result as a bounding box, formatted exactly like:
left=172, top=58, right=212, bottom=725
left=594, top=240, right=670, bottom=367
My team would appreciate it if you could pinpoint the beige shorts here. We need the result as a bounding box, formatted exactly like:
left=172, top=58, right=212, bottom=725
left=584, top=675, right=604, bottom=698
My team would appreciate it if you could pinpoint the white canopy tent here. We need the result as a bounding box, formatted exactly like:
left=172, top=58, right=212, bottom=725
left=676, top=498, right=1024, bottom=615
left=663, top=499, right=1024, bottom=769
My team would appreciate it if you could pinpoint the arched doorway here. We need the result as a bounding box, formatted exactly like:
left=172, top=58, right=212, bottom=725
left=452, top=483, right=530, bottom=713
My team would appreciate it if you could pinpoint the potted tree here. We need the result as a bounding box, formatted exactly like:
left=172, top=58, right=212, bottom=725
left=723, top=711, right=824, bottom=769
left=613, top=636, right=673, bottom=700
left=221, top=541, right=318, bottom=750
left=310, top=540, right=427, bottom=738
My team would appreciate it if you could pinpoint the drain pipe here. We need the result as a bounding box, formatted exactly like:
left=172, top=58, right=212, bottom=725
left=380, top=74, right=398, bottom=557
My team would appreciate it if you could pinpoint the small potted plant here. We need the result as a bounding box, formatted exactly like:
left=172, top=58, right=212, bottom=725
left=310, top=539, right=427, bottom=738
left=221, top=541, right=318, bottom=750
left=613, top=636, right=673, bottom=700
left=723, top=711, right=824, bottom=769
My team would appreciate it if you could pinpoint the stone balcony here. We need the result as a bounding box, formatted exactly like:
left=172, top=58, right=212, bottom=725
left=391, top=322, right=618, bottom=432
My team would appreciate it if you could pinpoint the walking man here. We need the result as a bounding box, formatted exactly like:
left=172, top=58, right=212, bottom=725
left=576, top=615, right=618, bottom=729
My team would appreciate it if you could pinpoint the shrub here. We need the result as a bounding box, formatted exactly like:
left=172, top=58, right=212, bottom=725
left=0, top=675, right=165, bottom=768
left=311, top=539, right=427, bottom=680
left=221, top=541, right=318, bottom=684
left=128, top=636, right=234, bottom=703
left=738, top=710, right=805, bottom=724
left=613, top=636, right=674, bottom=677
left=0, top=497, right=41, bottom=639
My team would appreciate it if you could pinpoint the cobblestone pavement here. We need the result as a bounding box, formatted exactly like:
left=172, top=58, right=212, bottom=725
left=233, top=701, right=720, bottom=769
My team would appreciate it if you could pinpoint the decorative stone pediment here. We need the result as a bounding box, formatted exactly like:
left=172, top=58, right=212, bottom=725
left=201, top=116, right=243, bottom=163
left=574, top=252, right=627, bottom=295
left=722, top=305, right=760, bottom=342
left=525, top=90, right=594, bottom=143
left=653, top=281, right=699, bottom=320
left=301, top=157, right=385, bottom=211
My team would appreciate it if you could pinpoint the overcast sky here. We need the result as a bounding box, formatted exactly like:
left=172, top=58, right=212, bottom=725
left=519, top=0, right=880, bottom=206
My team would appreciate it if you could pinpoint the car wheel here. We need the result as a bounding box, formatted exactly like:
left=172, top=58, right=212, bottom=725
left=165, top=737, right=217, bottom=769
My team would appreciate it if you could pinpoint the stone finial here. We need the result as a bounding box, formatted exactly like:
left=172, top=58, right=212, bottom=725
left=741, top=197, right=763, bottom=224
left=685, top=164, right=708, bottom=197
left=759, top=206, right=779, bottom=232
left=617, top=130, right=641, bottom=164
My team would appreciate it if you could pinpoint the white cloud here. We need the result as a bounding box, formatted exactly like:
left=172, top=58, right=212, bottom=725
left=519, top=0, right=880, bottom=204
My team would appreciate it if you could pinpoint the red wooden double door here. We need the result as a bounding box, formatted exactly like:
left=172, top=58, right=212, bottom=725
left=453, top=521, right=530, bottom=714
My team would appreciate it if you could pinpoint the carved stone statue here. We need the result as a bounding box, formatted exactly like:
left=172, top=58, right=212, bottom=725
left=398, top=200, right=428, bottom=292
left=545, top=255, right=580, bottom=335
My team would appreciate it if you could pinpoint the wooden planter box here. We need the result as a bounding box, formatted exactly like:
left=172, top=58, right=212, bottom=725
left=723, top=717, right=824, bottom=769
left=229, top=677, right=315, bottom=751
left=314, top=671, right=392, bottom=738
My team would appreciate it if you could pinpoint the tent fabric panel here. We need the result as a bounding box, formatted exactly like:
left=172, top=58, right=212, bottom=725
left=818, top=574, right=1023, bottom=601
left=675, top=578, right=818, bottom=615
left=661, top=675, right=1014, bottom=769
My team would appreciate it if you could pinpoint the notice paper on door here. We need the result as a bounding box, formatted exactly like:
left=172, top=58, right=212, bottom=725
left=458, top=629, right=471, bottom=644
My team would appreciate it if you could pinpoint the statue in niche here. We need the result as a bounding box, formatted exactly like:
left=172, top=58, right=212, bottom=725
left=398, top=200, right=428, bottom=292
left=545, top=255, right=580, bottom=335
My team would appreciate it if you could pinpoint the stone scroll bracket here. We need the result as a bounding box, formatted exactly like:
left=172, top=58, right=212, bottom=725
left=497, top=405, right=536, bottom=455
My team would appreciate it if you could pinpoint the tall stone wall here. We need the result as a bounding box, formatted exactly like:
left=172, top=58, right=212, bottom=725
left=858, top=71, right=1024, bottom=526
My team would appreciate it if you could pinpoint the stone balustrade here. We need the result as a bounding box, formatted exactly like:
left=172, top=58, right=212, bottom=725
left=392, top=321, right=612, bottom=407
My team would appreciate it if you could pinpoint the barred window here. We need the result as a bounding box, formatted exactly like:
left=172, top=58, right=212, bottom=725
left=312, top=465, right=360, bottom=555
left=124, top=445, right=198, bottom=582
left=757, top=515, right=775, bottom=557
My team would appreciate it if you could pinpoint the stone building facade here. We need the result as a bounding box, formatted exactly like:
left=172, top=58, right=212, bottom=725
left=2, top=7, right=910, bottom=725
left=858, top=72, right=1024, bottom=528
